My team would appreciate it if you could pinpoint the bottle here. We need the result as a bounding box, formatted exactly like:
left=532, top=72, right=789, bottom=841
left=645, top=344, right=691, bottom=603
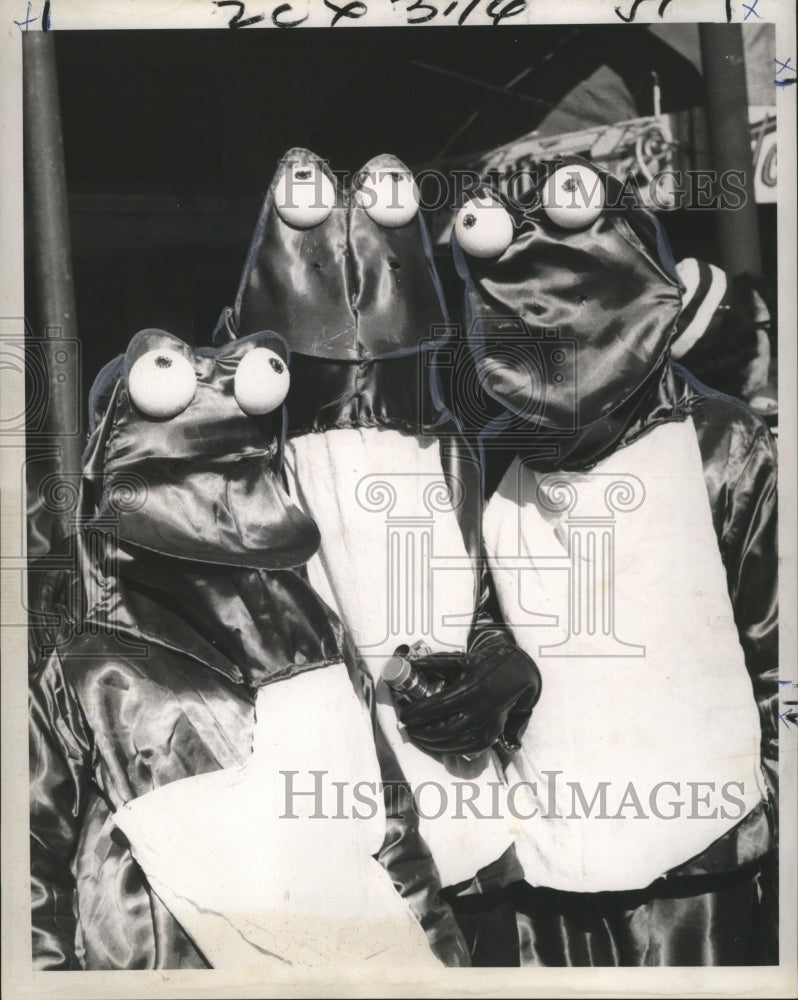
left=381, top=654, right=444, bottom=702
left=382, top=649, right=482, bottom=761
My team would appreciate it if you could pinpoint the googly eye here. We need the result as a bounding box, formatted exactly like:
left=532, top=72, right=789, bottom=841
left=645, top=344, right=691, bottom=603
left=274, top=163, right=336, bottom=228
left=454, top=194, right=514, bottom=259
left=541, top=164, right=604, bottom=230
left=128, top=349, right=197, bottom=419
left=354, top=169, right=419, bottom=227
left=234, top=347, right=290, bottom=415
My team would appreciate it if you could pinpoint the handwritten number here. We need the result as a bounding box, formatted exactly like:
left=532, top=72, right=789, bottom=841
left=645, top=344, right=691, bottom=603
left=486, top=0, right=526, bottom=24
left=392, top=0, right=438, bottom=24
left=615, top=0, right=731, bottom=22
left=324, top=0, right=368, bottom=25
left=213, top=0, right=265, bottom=28
left=391, top=0, right=526, bottom=23
left=42, top=0, right=50, bottom=29
left=615, top=0, right=645, bottom=22
left=456, top=0, right=478, bottom=23
left=272, top=2, right=308, bottom=26
left=615, top=0, right=668, bottom=22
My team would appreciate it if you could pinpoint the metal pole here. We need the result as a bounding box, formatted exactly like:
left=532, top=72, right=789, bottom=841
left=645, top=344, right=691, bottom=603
left=23, top=32, right=83, bottom=546
left=698, top=23, right=763, bottom=277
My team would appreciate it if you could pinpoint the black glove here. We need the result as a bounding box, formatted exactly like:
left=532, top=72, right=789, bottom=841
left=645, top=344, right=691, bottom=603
left=397, top=633, right=541, bottom=755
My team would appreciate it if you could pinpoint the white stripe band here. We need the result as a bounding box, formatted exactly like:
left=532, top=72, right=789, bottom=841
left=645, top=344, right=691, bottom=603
left=672, top=261, right=728, bottom=359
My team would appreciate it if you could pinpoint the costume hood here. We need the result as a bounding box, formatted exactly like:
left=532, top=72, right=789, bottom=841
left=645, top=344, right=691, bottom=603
left=82, top=327, right=319, bottom=569
left=452, top=155, right=687, bottom=471
left=216, top=148, right=451, bottom=436
left=228, top=148, right=447, bottom=358
left=70, top=328, right=350, bottom=688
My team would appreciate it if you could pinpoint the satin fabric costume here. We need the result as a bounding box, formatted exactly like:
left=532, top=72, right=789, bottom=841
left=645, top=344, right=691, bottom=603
left=29, top=329, right=468, bottom=970
left=449, top=157, right=778, bottom=965
left=216, top=149, right=538, bottom=893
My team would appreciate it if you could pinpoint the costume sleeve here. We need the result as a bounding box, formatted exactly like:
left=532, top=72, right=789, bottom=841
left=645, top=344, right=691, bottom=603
left=372, top=717, right=471, bottom=967
left=29, top=651, right=92, bottom=970
left=469, top=568, right=510, bottom=646
left=718, top=424, right=778, bottom=828
left=468, top=569, right=541, bottom=749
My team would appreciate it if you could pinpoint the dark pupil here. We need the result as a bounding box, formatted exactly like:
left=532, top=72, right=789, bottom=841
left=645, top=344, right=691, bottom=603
left=463, top=213, right=477, bottom=229
left=269, top=357, right=285, bottom=374
left=296, top=169, right=311, bottom=180
left=154, top=355, right=173, bottom=369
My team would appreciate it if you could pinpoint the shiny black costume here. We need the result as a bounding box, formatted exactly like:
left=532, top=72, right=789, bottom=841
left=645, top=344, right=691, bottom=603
left=29, top=329, right=467, bottom=969
left=448, top=157, right=778, bottom=965
left=217, top=147, right=541, bottom=766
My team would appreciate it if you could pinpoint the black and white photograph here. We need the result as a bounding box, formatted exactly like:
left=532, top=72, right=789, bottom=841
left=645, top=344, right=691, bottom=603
left=1, top=1, right=796, bottom=997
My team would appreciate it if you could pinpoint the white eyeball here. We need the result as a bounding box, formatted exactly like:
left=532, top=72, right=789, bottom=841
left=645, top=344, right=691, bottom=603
left=541, top=164, right=604, bottom=230
left=454, top=194, right=514, bottom=259
left=354, top=168, right=419, bottom=227
left=274, top=163, right=336, bottom=228
left=234, top=347, right=290, bottom=415
left=128, top=349, right=196, bottom=419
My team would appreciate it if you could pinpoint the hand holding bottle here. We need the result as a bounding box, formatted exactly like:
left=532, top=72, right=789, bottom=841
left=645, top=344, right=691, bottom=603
left=387, top=632, right=541, bottom=757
